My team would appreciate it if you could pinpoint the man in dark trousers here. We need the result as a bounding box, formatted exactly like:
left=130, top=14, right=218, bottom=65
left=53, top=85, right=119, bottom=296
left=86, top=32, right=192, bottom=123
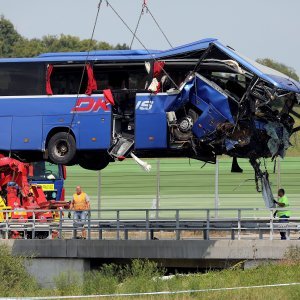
left=274, top=188, right=290, bottom=240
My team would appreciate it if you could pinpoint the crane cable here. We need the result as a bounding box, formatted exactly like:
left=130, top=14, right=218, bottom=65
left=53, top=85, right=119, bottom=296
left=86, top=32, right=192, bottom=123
left=146, top=3, right=173, bottom=48
left=66, top=0, right=103, bottom=142
left=129, top=1, right=146, bottom=49
left=130, top=0, right=173, bottom=49
left=105, top=0, right=179, bottom=90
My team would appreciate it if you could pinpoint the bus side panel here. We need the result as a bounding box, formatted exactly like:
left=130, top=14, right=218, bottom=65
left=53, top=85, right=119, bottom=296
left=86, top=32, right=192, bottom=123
left=43, top=115, right=80, bottom=149
left=135, top=94, right=167, bottom=149
left=78, top=113, right=112, bottom=149
left=11, top=116, right=43, bottom=150
left=0, top=117, right=12, bottom=150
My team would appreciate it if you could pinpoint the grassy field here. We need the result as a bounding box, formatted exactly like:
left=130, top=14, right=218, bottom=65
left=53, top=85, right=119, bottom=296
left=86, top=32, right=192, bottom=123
left=64, top=156, right=300, bottom=215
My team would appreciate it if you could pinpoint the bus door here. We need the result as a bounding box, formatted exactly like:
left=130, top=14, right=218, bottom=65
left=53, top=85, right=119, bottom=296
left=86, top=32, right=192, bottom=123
left=109, top=90, right=136, bottom=158
left=109, top=91, right=168, bottom=158
left=135, top=93, right=168, bottom=150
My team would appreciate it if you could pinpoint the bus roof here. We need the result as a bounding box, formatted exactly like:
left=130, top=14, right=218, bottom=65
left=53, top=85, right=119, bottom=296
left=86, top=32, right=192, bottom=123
left=0, top=37, right=299, bottom=92
left=0, top=38, right=216, bottom=63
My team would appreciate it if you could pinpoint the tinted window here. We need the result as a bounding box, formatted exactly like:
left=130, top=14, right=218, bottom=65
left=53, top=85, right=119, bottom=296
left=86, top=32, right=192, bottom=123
left=94, top=64, right=149, bottom=90
left=51, top=65, right=88, bottom=94
left=0, top=62, right=44, bottom=96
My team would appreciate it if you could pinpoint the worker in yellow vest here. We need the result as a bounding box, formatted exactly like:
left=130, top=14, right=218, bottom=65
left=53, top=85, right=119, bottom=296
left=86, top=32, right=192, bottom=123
left=70, top=186, right=90, bottom=239
left=274, top=188, right=291, bottom=240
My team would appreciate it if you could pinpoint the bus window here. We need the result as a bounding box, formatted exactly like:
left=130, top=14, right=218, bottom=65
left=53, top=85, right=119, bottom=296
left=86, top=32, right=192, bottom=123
left=0, top=63, right=44, bottom=96
left=50, top=65, right=88, bottom=94
left=163, top=62, right=196, bottom=90
left=94, top=64, right=149, bottom=91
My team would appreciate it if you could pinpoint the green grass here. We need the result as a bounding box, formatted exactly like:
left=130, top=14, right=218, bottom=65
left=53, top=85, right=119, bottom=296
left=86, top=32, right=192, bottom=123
left=64, top=157, right=300, bottom=216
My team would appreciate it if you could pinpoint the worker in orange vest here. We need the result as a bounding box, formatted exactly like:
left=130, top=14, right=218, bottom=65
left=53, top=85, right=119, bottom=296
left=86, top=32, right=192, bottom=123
left=70, top=186, right=90, bottom=239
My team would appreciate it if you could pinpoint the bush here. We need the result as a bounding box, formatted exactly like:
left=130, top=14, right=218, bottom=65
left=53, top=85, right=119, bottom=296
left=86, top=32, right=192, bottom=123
left=120, top=259, right=166, bottom=293
left=83, top=264, right=119, bottom=295
left=0, top=244, right=38, bottom=297
left=54, top=271, right=82, bottom=296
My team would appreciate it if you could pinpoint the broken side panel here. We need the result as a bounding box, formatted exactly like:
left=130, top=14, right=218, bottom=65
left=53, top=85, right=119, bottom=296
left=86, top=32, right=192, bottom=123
left=165, top=73, right=235, bottom=140
left=135, top=94, right=168, bottom=149
left=192, top=103, right=227, bottom=139
left=191, top=74, right=234, bottom=123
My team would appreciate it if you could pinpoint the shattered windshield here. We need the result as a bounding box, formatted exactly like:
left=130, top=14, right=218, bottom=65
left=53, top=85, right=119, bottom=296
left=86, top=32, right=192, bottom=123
left=223, top=46, right=291, bottom=80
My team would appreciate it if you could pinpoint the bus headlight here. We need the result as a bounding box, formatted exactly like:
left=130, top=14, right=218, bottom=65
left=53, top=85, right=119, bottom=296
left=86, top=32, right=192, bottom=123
left=52, top=192, right=57, bottom=199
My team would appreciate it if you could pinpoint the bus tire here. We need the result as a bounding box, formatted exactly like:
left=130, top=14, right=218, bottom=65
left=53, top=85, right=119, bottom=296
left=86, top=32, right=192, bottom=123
left=48, top=132, right=76, bottom=164
left=79, top=153, right=110, bottom=171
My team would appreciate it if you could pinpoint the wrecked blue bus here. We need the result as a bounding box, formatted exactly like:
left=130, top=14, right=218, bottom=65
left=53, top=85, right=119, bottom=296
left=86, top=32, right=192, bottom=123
left=0, top=38, right=299, bottom=175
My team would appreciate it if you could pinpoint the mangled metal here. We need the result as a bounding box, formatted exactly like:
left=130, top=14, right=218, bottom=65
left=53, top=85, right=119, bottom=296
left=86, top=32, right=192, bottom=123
left=107, top=41, right=299, bottom=207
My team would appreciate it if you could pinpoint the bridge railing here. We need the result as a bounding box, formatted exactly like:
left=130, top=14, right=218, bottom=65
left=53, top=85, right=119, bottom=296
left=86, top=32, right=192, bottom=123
left=0, top=208, right=299, bottom=240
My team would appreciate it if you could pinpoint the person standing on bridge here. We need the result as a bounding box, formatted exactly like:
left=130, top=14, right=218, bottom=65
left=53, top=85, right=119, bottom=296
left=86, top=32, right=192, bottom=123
left=274, top=188, right=291, bottom=240
left=70, top=185, right=90, bottom=239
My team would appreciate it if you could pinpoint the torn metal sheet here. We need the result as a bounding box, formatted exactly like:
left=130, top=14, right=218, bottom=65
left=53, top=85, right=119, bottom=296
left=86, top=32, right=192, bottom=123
left=261, top=173, right=276, bottom=208
left=265, top=122, right=290, bottom=158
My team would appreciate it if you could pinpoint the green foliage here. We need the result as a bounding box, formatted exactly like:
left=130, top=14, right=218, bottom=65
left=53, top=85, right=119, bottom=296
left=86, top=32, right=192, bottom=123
left=115, top=43, right=130, bottom=50
left=54, top=271, right=82, bottom=296
left=83, top=267, right=118, bottom=295
left=119, top=260, right=166, bottom=293
left=0, top=244, right=38, bottom=297
left=0, top=15, right=23, bottom=57
left=257, top=58, right=299, bottom=81
left=13, top=38, right=46, bottom=57
left=0, top=16, right=128, bottom=58
left=124, top=259, right=165, bottom=279
left=0, top=252, right=300, bottom=299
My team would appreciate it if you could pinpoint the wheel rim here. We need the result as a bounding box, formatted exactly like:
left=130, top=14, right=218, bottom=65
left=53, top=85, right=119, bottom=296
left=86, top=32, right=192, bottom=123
left=54, top=140, right=69, bottom=158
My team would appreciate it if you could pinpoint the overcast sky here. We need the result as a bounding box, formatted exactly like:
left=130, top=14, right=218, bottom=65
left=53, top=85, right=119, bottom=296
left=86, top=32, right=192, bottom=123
left=1, top=0, right=299, bottom=76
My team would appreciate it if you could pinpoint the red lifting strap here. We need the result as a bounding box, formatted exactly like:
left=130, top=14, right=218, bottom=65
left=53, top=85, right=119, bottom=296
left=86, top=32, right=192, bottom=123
left=103, top=89, right=115, bottom=106
left=85, top=63, right=98, bottom=95
left=46, top=64, right=53, bottom=95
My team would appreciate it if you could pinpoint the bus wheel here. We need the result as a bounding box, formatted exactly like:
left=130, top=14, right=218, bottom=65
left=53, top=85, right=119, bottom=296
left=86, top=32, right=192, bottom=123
left=48, top=132, right=76, bottom=164
left=79, top=154, right=110, bottom=171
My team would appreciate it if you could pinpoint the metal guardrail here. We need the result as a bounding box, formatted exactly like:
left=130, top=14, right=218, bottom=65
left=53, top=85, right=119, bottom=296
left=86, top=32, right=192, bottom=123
left=0, top=208, right=299, bottom=240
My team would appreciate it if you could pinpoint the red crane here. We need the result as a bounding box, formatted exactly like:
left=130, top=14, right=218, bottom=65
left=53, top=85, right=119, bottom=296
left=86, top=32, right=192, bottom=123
left=0, top=154, right=69, bottom=223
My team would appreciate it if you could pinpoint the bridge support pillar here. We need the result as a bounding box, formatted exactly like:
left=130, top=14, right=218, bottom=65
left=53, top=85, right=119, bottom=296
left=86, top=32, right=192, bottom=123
left=25, top=258, right=90, bottom=288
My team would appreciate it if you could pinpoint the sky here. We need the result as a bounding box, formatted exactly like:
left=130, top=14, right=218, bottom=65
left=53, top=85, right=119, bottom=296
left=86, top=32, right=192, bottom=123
left=1, top=0, right=299, bottom=76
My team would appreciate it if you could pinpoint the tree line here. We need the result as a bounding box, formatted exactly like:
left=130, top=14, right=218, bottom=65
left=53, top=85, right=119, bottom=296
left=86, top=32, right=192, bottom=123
left=0, top=16, right=128, bottom=58
left=0, top=16, right=298, bottom=81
